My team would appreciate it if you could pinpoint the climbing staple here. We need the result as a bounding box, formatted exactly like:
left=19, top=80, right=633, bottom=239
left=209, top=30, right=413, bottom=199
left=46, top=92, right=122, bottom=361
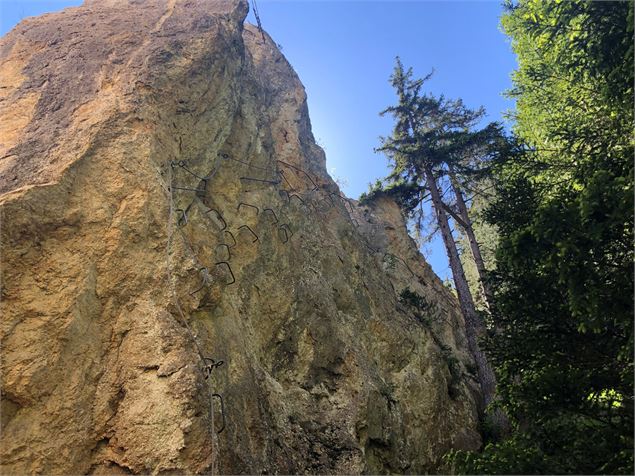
left=215, top=243, right=231, bottom=261
left=262, top=208, right=278, bottom=225
left=237, top=224, right=259, bottom=243
left=214, top=261, right=236, bottom=285
left=315, top=196, right=333, bottom=212
left=206, top=208, right=227, bottom=231
left=224, top=230, right=237, bottom=248
left=237, top=202, right=260, bottom=216
left=279, top=223, right=293, bottom=239
left=289, top=194, right=306, bottom=206
left=278, top=226, right=288, bottom=244
left=211, top=393, right=226, bottom=434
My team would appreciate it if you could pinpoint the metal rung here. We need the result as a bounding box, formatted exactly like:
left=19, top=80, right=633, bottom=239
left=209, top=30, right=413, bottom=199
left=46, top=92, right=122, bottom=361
left=237, top=224, right=259, bottom=243
left=237, top=202, right=260, bottom=215
left=215, top=243, right=231, bottom=261
left=215, top=261, right=236, bottom=285
left=211, top=393, right=226, bottom=434
left=263, top=208, right=278, bottom=225
left=224, top=230, right=237, bottom=248
left=206, top=208, right=227, bottom=231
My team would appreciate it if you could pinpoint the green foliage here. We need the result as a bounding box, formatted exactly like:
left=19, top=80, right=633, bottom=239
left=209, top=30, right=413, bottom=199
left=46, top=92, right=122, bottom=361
left=375, top=58, right=505, bottom=213
left=399, top=288, right=433, bottom=326
left=444, top=432, right=548, bottom=475
left=446, top=414, right=634, bottom=475
left=399, top=288, right=461, bottom=398
left=451, top=0, right=634, bottom=473
left=439, top=342, right=462, bottom=400
left=358, top=178, right=422, bottom=211
left=399, top=287, right=430, bottom=310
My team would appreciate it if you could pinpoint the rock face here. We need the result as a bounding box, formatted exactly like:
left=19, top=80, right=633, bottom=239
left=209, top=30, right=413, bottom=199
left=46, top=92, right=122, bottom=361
left=0, top=1, right=481, bottom=474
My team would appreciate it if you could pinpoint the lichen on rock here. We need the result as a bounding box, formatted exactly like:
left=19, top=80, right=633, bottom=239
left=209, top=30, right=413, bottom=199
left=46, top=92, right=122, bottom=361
left=0, top=1, right=481, bottom=474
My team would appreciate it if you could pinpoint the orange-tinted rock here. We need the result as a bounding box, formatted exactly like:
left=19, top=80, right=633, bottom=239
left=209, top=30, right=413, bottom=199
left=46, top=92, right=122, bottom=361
left=0, top=1, right=480, bottom=473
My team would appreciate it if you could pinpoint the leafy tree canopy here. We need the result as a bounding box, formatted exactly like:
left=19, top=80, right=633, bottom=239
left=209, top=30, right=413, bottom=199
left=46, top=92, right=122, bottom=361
left=448, top=1, right=634, bottom=473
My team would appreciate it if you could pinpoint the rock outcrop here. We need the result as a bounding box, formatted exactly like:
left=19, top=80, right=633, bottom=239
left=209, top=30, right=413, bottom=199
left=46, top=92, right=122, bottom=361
left=0, top=1, right=481, bottom=473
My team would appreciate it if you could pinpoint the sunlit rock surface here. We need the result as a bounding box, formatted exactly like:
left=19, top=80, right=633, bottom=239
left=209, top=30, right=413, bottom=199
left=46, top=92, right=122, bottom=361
left=0, top=0, right=481, bottom=473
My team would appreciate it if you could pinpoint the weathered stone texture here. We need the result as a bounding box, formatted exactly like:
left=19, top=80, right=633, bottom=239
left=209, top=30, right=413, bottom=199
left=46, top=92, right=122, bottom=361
left=0, top=1, right=481, bottom=473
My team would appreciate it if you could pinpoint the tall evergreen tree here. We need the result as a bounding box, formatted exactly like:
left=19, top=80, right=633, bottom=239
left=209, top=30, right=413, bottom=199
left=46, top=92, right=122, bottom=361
left=375, top=59, right=508, bottom=429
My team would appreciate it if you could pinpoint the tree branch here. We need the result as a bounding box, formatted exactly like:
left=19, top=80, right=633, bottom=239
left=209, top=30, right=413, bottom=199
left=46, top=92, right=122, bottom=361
left=440, top=201, right=469, bottom=230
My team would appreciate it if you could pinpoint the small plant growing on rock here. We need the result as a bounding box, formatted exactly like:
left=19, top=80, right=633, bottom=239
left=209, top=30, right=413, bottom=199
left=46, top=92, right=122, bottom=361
left=399, top=288, right=434, bottom=326
left=399, top=288, right=429, bottom=309
left=439, top=343, right=462, bottom=399
left=384, top=253, right=397, bottom=271
left=399, top=288, right=462, bottom=398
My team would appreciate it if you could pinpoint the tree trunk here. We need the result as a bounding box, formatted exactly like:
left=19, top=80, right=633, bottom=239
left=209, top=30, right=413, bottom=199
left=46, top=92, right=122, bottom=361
left=448, top=169, right=494, bottom=311
left=423, top=165, right=500, bottom=417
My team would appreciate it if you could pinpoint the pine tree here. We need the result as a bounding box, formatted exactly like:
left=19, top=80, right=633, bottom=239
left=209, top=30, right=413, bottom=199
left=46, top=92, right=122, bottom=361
left=376, top=59, right=508, bottom=429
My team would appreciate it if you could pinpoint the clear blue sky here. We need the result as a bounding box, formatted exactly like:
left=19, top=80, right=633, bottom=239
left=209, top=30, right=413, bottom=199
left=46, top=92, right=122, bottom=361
left=1, top=0, right=517, bottom=281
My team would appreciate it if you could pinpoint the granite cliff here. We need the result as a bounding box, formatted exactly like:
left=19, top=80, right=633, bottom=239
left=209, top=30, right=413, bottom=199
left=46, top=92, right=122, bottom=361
left=0, top=0, right=481, bottom=473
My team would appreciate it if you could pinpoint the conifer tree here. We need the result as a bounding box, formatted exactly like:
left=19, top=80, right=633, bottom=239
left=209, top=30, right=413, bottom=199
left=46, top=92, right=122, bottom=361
left=376, top=59, right=507, bottom=429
